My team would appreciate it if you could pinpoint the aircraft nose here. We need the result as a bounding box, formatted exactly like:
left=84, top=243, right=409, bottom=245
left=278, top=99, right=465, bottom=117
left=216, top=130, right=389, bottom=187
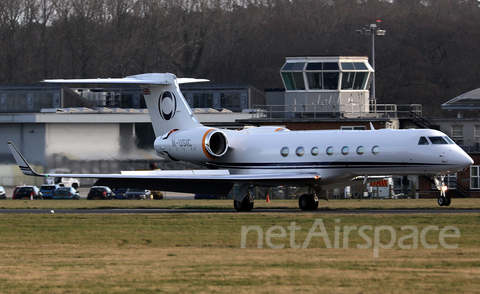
left=458, top=152, right=474, bottom=170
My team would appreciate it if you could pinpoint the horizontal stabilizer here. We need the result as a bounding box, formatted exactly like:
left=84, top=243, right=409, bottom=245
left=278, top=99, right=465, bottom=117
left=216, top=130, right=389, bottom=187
left=42, top=73, right=209, bottom=85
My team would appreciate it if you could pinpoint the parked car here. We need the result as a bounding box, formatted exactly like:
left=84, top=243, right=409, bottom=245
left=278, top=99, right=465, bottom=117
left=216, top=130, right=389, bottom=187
left=0, top=186, right=6, bottom=199
left=113, top=187, right=128, bottom=199
left=52, top=187, right=80, bottom=200
left=13, top=186, right=43, bottom=200
left=124, top=189, right=151, bottom=200
left=87, top=186, right=115, bottom=200
left=40, top=184, right=60, bottom=199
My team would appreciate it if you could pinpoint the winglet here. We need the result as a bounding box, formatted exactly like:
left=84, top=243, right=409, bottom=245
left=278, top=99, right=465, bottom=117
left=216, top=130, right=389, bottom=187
left=7, top=142, right=45, bottom=177
left=370, top=122, right=375, bottom=131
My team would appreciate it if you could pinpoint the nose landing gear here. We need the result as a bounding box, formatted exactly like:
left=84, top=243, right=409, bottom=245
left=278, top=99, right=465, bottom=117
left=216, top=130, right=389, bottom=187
left=434, top=175, right=451, bottom=207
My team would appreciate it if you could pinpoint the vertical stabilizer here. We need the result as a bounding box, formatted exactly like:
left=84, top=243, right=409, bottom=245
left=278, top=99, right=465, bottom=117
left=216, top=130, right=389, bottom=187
left=43, top=73, right=209, bottom=137
left=137, top=73, right=204, bottom=137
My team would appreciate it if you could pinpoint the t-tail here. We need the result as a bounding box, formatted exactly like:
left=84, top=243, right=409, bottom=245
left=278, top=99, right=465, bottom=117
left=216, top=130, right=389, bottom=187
left=43, top=73, right=208, bottom=137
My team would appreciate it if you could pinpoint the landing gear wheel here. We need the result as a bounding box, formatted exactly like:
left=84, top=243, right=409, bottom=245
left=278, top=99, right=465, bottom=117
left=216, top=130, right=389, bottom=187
left=445, top=197, right=451, bottom=206
left=299, top=194, right=319, bottom=211
left=437, top=196, right=446, bottom=206
left=234, top=197, right=254, bottom=212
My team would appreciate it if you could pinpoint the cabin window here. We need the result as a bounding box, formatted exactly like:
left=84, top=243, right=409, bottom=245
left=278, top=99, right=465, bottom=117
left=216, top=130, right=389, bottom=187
left=296, top=147, right=305, bottom=156
left=356, top=146, right=365, bottom=155
left=311, top=147, right=319, bottom=156
left=372, top=145, right=380, bottom=155
left=429, top=137, right=448, bottom=144
left=341, top=146, right=349, bottom=155
left=281, top=147, right=289, bottom=157
left=418, top=137, right=429, bottom=145
left=326, top=146, right=334, bottom=156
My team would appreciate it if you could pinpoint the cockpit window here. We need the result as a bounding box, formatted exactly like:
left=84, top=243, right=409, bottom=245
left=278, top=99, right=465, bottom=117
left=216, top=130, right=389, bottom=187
left=444, top=136, right=456, bottom=144
left=418, top=137, right=429, bottom=145
left=429, top=136, right=448, bottom=144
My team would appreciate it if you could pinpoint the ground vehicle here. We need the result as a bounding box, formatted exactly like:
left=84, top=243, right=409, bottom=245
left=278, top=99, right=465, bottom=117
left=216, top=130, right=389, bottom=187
left=113, top=188, right=128, bottom=199
left=13, top=186, right=43, bottom=200
left=46, top=171, right=80, bottom=189
left=151, top=190, right=164, bottom=199
left=12, top=186, right=20, bottom=199
left=40, top=184, right=60, bottom=199
left=124, top=189, right=151, bottom=200
left=0, top=186, right=6, bottom=199
left=51, top=187, right=80, bottom=200
left=87, top=186, right=115, bottom=200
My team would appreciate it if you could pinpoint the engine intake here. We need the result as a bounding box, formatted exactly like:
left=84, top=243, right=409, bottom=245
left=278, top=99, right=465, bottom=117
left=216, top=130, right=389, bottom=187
left=155, top=128, right=229, bottom=162
left=204, top=129, right=228, bottom=158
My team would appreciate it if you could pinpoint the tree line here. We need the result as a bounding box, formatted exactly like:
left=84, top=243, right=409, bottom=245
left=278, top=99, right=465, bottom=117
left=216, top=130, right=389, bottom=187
left=1, top=0, right=480, bottom=116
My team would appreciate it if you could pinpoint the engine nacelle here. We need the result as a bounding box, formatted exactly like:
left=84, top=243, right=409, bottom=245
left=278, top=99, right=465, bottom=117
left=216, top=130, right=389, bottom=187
left=154, top=127, right=229, bottom=162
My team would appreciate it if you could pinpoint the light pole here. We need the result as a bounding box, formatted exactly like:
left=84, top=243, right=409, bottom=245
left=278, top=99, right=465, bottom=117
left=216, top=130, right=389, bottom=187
left=357, top=20, right=386, bottom=101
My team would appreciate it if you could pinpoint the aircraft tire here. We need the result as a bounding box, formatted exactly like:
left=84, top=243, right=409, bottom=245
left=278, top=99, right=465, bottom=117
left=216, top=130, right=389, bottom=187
left=437, top=196, right=445, bottom=206
left=234, top=197, right=254, bottom=212
left=299, top=194, right=319, bottom=211
left=234, top=200, right=243, bottom=211
left=298, top=194, right=313, bottom=211
left=445, top=197, right=451, bottom=206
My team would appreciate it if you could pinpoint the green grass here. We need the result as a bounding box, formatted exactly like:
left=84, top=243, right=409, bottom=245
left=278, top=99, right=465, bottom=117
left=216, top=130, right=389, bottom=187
left=1, top=198, right=480, bottom=210
left=0, top=213, right=479, bottom=293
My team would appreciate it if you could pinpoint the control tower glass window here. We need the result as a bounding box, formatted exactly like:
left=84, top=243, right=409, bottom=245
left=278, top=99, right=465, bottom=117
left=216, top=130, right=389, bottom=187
left=281, top=62, right=306, bottom=90
left=304, top=62, right=339, bottom=90
left=323, top=72, right=339, bottom=90
left=306, top=72, right=322, bottom=89
left=341, top=62, right=370, bottom=90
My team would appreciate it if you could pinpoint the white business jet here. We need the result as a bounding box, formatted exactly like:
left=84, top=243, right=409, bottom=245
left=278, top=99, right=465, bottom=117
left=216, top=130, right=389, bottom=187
left=7, top=73, right=474, bottom=211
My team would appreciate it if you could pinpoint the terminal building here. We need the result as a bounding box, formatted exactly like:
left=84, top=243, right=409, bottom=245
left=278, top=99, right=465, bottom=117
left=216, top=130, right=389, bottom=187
left=1, top=56, right=480, bottom=200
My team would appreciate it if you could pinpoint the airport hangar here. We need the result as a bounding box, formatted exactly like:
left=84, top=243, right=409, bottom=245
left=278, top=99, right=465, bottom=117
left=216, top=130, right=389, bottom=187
left=1, top=56, right=479, bottom=199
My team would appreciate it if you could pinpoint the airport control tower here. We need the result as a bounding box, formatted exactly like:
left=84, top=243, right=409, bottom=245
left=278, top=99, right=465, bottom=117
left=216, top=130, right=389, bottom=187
left=278, top=56, right=374, bottom=118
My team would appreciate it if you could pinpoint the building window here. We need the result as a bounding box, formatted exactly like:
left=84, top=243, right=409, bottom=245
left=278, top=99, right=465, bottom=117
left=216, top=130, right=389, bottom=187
left=220, top=93, right=241, bottom=109
left=471, top=166, right=480, bottom=189
left=341, top=126, right=366, bottom=130
left=451, top=125, right=463, bottom=145
left=433, top=173, right=458, bottom=190
left=193, top=93, right=213, bottom=108
left=475, top=126, right=480, bottom=144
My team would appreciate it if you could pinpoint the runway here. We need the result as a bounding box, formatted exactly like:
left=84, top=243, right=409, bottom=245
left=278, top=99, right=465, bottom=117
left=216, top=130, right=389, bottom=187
left=1, top=208, right=480, bottom=214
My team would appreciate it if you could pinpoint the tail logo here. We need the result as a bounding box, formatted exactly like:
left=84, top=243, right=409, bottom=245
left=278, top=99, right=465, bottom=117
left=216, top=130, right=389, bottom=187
left=158, top=91, right=177, bottom=121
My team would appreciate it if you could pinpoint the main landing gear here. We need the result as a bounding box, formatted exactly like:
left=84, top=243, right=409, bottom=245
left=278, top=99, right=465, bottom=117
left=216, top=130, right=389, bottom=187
left=298, top=186, right=326, bottom=211
left=434, top=175, right=451, bottom=207
left=299, top=194, right=319, bottom=211
left=234, top=183, right=254, bottom=212
left=233, top=184, right=327, bottom=212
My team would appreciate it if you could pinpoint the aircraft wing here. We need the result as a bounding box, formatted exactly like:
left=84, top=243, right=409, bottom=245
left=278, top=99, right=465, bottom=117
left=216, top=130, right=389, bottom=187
left=8, top=142, right=321, bottom=196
